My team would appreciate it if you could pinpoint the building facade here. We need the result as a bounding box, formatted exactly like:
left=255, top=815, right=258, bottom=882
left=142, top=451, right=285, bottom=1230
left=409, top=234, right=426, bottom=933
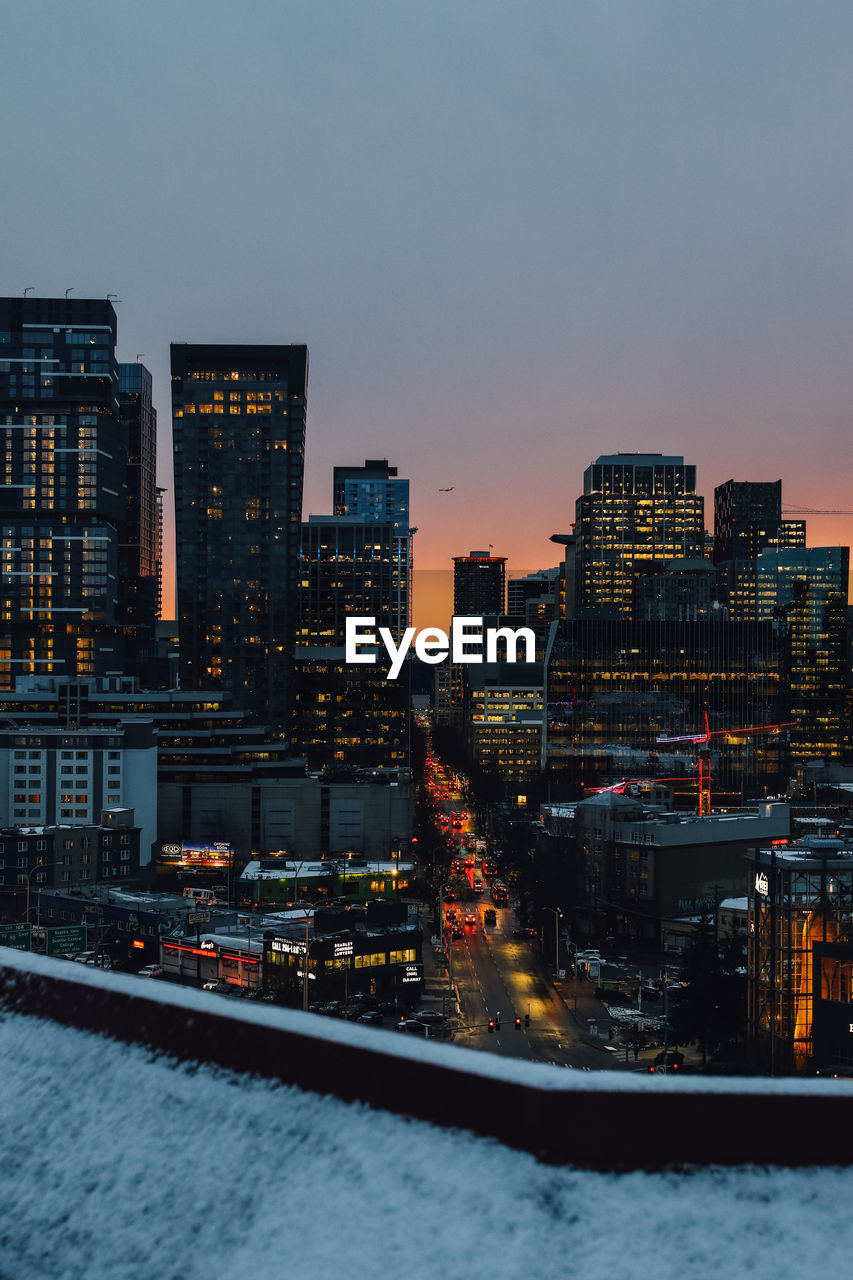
left=574, top=454, right=704, bottom=617
left=748, top=837, right=853, bottom=1073
left=170, top=343, right=308, bottom=726
left=0, top=296, right=158, bottom=689
left=453, top=551, right=506, bottom=616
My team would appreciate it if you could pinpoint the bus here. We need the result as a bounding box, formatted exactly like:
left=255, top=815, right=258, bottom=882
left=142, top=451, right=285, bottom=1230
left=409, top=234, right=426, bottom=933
left=491, top=880, right=509, bottom=906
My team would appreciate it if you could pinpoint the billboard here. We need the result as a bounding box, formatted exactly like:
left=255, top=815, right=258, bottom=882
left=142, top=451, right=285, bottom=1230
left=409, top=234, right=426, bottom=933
left=159, top=840, right=232, bottom=870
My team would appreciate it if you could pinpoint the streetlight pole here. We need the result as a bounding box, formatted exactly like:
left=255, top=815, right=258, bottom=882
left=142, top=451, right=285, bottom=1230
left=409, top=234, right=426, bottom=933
left=24, top=861, right=65, bottom=926
left=302, top=907, right=311, bottom=1012
left=543, top=907, right=562, bottom=974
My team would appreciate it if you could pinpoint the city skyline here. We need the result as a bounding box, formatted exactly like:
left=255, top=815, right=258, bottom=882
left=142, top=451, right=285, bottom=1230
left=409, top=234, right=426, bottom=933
left=4, top=1, right=853, bottom=618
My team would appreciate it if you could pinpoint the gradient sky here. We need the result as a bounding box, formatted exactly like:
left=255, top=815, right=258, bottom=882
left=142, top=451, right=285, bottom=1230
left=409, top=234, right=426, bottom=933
left=4, top=0, right=853, bottom=621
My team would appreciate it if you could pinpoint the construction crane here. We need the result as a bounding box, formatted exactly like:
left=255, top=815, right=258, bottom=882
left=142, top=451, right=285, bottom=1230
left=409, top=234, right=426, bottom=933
left=782, top=507, right=853, bottom=515
left=656, top=711, right=795, bottom=815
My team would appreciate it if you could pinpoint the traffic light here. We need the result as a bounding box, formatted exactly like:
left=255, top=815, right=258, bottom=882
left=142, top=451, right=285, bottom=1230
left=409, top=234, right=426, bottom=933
left=524, top=1013, right=530, bottom=1027
left=488, top=1018, right=495, bottom=1034
left=515, top=1016, right=521, bottom=1031
left=495, top=1014, right=501, bottom=1030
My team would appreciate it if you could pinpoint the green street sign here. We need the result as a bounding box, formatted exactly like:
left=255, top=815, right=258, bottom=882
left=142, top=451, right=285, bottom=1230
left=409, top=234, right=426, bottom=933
left=46, top=925, right=87, bottom=957
left=0, top=922, right=31, bottom=951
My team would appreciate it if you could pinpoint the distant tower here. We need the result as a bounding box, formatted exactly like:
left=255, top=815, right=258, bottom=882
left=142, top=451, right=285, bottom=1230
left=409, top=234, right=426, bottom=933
left=170, top=343, right=308, bottom=725
left=294, top=460, right=412, bottom=769
left=0, top=295, right=140, bottom=686
left=453, top=550, right=506, bottom=616
left=118, top=361, right=158, bottom=676
left=714, top=479, right=805, bottom=563
left=575, top=454, right=704, bottom=617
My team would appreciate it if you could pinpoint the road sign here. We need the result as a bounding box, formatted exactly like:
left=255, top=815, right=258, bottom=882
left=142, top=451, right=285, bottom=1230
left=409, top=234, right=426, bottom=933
left=187, top=910, right=211, bottom=925
left=45, top=925, right=87, bottom=957
left=0, top=923, right=31, bottom=951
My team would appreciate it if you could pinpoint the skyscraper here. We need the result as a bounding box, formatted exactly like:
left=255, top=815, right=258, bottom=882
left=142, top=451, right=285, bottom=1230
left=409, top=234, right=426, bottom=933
left=118, top=361, right=158, bottom=676
left=333, top=459, right=411, bottom=636
left=713, top=478, right=805, bottom=564
left=453, top=550, right=506, bottom=616
left=575, top=454, right=704, bottom=617
left=170, top=343, right=307, bottom=726
left=294, top=461, right=412, bottom=770
left=0, top=296, right=155, bottom=687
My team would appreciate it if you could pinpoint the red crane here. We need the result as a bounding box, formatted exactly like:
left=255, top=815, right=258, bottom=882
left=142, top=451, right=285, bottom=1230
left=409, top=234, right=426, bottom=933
left=656, top=711, right=794, bottom=815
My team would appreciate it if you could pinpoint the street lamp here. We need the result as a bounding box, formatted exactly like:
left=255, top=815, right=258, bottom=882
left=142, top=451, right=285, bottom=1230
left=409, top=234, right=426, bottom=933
left=543, top=907, right=562, bottom=975
left=23, top=861, right=66, bottom=926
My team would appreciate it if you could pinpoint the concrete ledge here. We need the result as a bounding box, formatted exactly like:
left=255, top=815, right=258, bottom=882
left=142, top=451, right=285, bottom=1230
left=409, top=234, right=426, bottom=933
left=3, top=951, right=852, bottom=1170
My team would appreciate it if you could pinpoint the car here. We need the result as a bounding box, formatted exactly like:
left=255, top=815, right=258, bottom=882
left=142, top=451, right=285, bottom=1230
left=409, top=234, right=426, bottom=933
left=512, top=927, right=537, bottom=940
left=356, top=1010, right=384, bottom=1025
left=472, top=880, right=484, bottom=894
left=137, top=964, right=164, bottom=978
left=464, top=913, right=477, bottom=927
left=649, top=1050, right=685, bottom=1073
left=412, top=1010, right=447, bottom=1025
left=451, top=924, right=464, bottom=938
left=483, top=908, right=497, bottom=925
left=72, top=951, right=97, bottom=964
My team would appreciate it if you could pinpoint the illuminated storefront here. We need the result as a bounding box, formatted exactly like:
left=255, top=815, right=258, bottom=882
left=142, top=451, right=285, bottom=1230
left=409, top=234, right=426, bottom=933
left=748, top=838, right=853, bottom=1073
left=264, top=900, right=422, bottom=1006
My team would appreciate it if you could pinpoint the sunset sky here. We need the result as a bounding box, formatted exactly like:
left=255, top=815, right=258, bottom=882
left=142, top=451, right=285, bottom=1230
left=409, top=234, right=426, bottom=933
left=4, top=1, right=853, bottom=623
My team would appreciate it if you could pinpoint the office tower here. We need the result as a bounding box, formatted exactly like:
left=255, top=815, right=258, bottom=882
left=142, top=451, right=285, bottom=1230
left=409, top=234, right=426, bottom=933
left=544, top=616, right=786, bottom=802
left=753, top=547, right=849, bottom=763
left=713, top=479, right=805, bottom=564
left=333, top=459, right=412, bottom=635
left=294, top=490, right=411, bottom=769
left=170, top=343, right=307, bottom=726
left=632, top=558, right=718, bottom=621
left=453, top=550, right=506, bottom=616
left=118, top=362, right=158, bottom=677
left=0, top=296, right=141, bottom=687
left=506, top=568, right=560, bottom=624
left=574, top=454, right=704, bottom=617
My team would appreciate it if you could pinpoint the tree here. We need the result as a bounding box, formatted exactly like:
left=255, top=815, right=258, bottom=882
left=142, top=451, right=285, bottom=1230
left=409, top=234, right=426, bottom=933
left=670, top=916, right=747, bottom=1064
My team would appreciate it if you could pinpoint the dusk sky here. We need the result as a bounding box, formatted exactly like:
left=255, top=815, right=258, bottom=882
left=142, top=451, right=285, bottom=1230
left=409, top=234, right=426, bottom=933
left=4, top=0, right=853, bottom=623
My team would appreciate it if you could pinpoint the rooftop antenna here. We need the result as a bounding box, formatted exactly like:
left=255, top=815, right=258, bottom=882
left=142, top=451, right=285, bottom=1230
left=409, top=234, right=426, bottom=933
left=136, top=354, right=145, bottom=363
left=65, top=287, right=74, bottom=298
left=107, top=293, right=120, bottom=302
left=23, top=286, right=34, bottom=296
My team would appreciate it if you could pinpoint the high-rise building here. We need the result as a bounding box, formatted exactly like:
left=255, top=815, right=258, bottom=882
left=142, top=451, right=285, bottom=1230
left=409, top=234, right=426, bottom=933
left=118, top=362, right=158, bottom=676
left=453, top=550, right=506, bottom=616
left=506, top=568, right=560, bottom=624
left=754, top=547, right=849, bottom=763
left=294, top=474, right=412, bottom=770
left=0, top=296, right=156, bottom=688
left=574, top=454, right=704, bottom=617
left=713, top=478, right=805, bottom=564
left=170, top=343, right=307, bottom=726
left=332, top=459, right=412, bottom=635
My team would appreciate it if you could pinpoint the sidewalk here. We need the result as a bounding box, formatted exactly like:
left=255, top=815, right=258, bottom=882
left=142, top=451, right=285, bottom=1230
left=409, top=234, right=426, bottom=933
left=416, top=904, right=460, bottom=1019
left=552, top=969, right=703, bottom=1071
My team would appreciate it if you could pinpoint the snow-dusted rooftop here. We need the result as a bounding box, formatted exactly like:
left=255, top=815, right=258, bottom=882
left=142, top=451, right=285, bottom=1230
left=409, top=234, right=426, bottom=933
left=3, top=1009, right=853, bottom=1279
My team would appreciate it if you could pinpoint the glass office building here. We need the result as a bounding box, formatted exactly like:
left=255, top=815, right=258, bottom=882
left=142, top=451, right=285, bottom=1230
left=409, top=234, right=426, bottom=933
left=170, top=343, right=307, bottom=727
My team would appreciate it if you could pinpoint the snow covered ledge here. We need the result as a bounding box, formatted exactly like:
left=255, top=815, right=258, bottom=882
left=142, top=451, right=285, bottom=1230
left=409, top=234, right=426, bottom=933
left=2, top=949, right=852, bottom=1170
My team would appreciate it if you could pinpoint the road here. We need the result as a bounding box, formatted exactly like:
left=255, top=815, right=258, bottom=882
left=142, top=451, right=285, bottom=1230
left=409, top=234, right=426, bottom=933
left=446, top=895, right=616, bottom=1071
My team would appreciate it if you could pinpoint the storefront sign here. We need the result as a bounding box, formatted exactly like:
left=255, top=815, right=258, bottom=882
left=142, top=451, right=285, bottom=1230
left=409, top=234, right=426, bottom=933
left=755, top=872, right=769, bottom=897
left=272, top=937, right=306, bottom=956
left=333, top=941, right=354, bottom=957
left=401, top=963, right=423, bottom=985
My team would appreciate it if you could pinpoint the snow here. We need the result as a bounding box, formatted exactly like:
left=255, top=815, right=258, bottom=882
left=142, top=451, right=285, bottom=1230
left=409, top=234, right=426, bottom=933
left=2, top=1011, right=853, bottom=1279
left=6, top=949, right=853, bottom=1096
